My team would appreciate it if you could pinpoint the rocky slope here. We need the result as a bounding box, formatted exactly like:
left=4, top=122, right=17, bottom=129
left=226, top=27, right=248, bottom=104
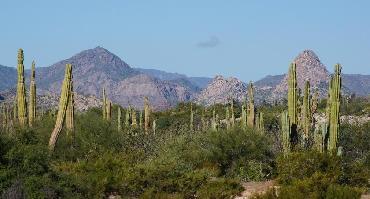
left=194, top=75, right=248, bottom=105
left=0, top=47, right=197, bottom=110
left=0, top=88, right=101, bottom=112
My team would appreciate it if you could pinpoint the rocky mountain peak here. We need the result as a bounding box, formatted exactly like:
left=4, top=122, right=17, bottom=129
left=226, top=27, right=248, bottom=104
left=274, top=49, right=330, bottom=94
left=195, top=75, right=247, bottom=106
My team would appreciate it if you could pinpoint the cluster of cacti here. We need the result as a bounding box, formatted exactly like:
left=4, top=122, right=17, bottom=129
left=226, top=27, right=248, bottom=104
left=281, top=62, right=342, bottom=155
left=327, top=64, right=342, bottom=154
left=247, top=82, right=255, bottom=127
left=16, top=49, right=28, bottom=127
left=144, top=97, right=150, bottom=133
left=28, top=61, right=36, bottom=127
left=48, top=64, right=74, bottom=151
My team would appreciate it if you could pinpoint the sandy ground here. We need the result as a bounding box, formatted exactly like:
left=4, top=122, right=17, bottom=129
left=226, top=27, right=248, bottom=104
left=235, top=180, right=275, bottom=199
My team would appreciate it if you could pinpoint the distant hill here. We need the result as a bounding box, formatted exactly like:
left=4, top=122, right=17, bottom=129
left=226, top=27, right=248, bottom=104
left=1, top=47, right=370, bottom=109
left=135, top=68, right=212, bottom=89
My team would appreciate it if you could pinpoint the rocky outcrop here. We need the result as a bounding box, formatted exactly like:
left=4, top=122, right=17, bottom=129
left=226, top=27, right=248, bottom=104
left=194, top=75, right=247, bottom=105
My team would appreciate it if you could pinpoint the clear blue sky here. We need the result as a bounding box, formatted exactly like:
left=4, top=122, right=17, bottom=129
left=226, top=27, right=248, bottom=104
left=1, top=0, right=369, bottom=82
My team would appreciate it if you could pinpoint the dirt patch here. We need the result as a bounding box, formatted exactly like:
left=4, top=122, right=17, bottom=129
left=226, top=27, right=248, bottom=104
left=235, top=180, right=275, bottom=199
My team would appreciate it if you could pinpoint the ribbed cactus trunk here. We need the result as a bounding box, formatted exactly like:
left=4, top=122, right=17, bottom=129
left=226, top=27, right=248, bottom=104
left=257, top=112, right=264, bottom=134
left=106, top=100, right=112, bottom=121
left=66, top=80, right=74, bottom=134
left=314, top=123, right=327, bottom=153
left=117, top=107, right=122, bottom=131
left=230, top=99, right=235, bottom=127
left=190, top=103, right=194, bottom=131
left=281, top=111, right=291, bottom=156
left=201, top=109, right=207, bottom=131
left=211, top=107, right=217, bottom=131
left=152, top=119, right=156, bottom=135
left=131, top=109, right=137, bottom=128
left=327, top=64, right=342, bottom=154
left=247, top=82, right=255, bottom=128
left=288, top=63, right=298, bottom=146
left=144, top=97, right=150, bottom=133
left=225, top=106, right=230, bottom=130
left=241, top=98, right=247, bottom=129
left=139, top=111, right=143, bottom=130
left=125, top=107, right=130, bottom=128
left=102, top=88, right=107, bottom=120
left=302, top=81, right=311, bottom=146
left=16, top=49, right=27, bottom=127
left=28, top=61, right=36, bottom=127
left=49, top=64, right=73, bottom=151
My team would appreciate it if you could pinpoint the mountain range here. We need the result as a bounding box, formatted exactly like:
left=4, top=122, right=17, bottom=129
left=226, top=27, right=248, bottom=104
left=0, top=47, right=369, bottom=110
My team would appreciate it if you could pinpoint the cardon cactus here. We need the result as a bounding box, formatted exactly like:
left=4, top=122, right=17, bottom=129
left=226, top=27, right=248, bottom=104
left=225, top=106, right=230, bottom=130
left=16, top=49, right=28, bottom=126
left=257, top=112, right=264, bottom=134
left=144, top=97, right=150, bottom=133
left=139, top=110, right=143, bottom=130
left=66, top=75, right=74, bottom=134
left=302, top=81, right=311, bottom=146
left=247, top=82, right=255, bottom=127
left=211, top=106, right=217, bottom=131
left=230, top=99, right=235, bottom=127
left=125, top=107, right=130, bottom=128
left=28, top=61, right=36, bottom=127
left=327, top=64, right=342, bottom=154
left=288, top=63, right=298, bottom=128
left=241, top=98, right=247, bottom=129
left=102, top=88, right=107, bottom=120
left=117, top=107, right=122, bottom=131
left=131, top=109, right=137, bottom=127
left=49, top=64, right=73, bottom=151
left=190, top=103, right=194, bottom=131
left=106, top=100, right=112, bottom=121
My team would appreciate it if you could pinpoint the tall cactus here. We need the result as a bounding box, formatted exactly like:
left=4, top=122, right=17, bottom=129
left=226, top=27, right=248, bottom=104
left=152, top=119, right=156, bottom=135
left=139, top=111, right=143, bottom=130
left=327, top=64, right=342, bottom=154
left=16, top=49, right=28, bottom=126
left=66, top=77, right=74, bottom=134
left=211, top=106, right=217, bottom=131
left=257, top=112, right=264, bottom=134
left=117, top=107, right=122, bottom=131
left=125, top=107, right=130, bottom=128
left=106, top=100, right=112, bottom=121
left=190, top=103, right=194, bottom=131
left=49, top=64, right=73, bottom=151
left=131, top=109, right=137, bottom=128
left=102, top=88, right=107, bottom=120
left=281, top=111, right=291, bottom=156
left=288, top=63, right=298, bottom=127
left=225, top=106, right=230, bottom=130
left=241, top=98, right=247, bottom=129
left=28, top=61, right=36, bottom=127
left=230, top=99, right=235, bottom=127
left=144, top=97, right=150, bottom=132
left=302, top=81, right=311, bottom=146
left=247, top=81, right=255, bottom=127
